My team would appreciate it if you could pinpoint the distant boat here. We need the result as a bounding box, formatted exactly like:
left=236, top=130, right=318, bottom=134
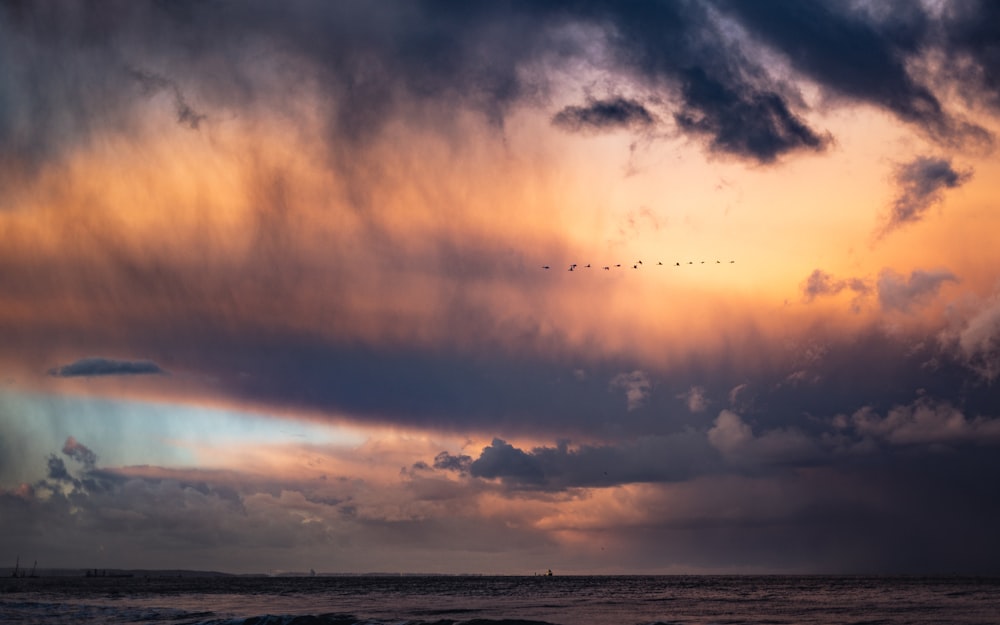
left=10, top=556, right=37, bottom=578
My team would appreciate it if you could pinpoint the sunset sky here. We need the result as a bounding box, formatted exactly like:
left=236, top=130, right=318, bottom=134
left=2, top=0, right=1000, bottom=575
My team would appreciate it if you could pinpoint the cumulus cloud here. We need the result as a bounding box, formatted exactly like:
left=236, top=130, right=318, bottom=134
left=609, top=370, right=652, bottom=411
left=48, top=357, right=166, bottom=378
left=877, top=268, right=958, bottom=312
left=552, top=96, right=655, bottom=133
left=707, top=410, right=820, bottom=467
left=949, top=293, right=1000, bottom=381
left=851, top=398, right=1000, bottom=446
left=469, top=438, right=546, bottom=486
left=879, top=157, right=973, bottom=237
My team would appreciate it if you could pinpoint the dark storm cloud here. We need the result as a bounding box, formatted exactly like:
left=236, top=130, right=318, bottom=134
left=0, top=0, right=826, bottom=172
left=469, top=439, right=546, bottom=485
left=48, top=357, right=166, bottom=378
left=672, top=67, right=830, bottom=163
left=940, top=0, right=1000, bottom=112
left=714, top=0, right=991, bottom=145
left=4, top=0, right=999, bottom=175
left=552, top=96, right=655, bottom=133
left=46, top=455, right=72, bottom=482
left=881, top=157, right=973, bottom=236
left=465, top=433, right=720, bottom=491
left=572, top=0, right=832, bottom=163
left=432, top=451, right=472, bottom=473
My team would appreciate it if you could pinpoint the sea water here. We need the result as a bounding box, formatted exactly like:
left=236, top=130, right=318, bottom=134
left=2, top=575, right=999, bottom=625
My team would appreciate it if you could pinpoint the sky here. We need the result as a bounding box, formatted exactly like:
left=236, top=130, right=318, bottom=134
left=2, top=0, right=1000, bottom=575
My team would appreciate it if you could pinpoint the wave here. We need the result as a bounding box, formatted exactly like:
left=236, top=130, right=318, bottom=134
left=200, top=617, right=561, bottom=625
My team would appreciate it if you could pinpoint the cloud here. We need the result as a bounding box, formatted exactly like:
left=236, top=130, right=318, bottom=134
left=469, top=438, right=545, bottom=486
left=1, top=0, right=996, bottom=187
left=879, top=156, right=973, bottom=237
left=46, top=455, right=72, bottom=482
left=129, top=68, right=206, bottom=130
left=678, top=385, right=709, bottom=413
left=716, top=1, right=991, bottom=146
left=552, top=96, right=655, bottom=133
left=940, top=0, right=1000, bottom=112
left=802, top=270, right=871, bottom=302
left=850, top=398, right=1000, bottom=446
left=949, top=293, right=1000, bottom=381
left=877, top=268, right=958, bottom=312
left=707, top=410, right=819, bottom=468
left=48, top=357, right=166, bottom=378
left=609, top=370, right=652, bottom=411
left=466, top=434, right=719, bottom=491
left=672, top=67, right=831, bottom=163
left=432, top=451, right=472, bottom=473
left=62, top=436, right=97, bottom=470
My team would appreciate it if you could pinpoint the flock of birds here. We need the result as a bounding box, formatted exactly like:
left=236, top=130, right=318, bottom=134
left=542, top=260, right=736, bottom=270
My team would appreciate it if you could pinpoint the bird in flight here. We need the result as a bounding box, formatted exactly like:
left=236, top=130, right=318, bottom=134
left=540, top=259, right=736, bottom=270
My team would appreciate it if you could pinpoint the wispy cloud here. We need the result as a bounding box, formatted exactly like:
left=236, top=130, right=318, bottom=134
left=610, top=370, right=652, bottom=411
left=878, top=157, right=973, bottom=237
left=552, top=97, right=655, bottom=134
left=802, top=269, right=871, bottom=303
left=877, top=268, right=958, bottom=312
left=48, top=357, right=166, bottom=378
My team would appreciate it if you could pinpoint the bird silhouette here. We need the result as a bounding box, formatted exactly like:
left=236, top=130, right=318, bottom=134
left=539, top=258, right=736, bottom=272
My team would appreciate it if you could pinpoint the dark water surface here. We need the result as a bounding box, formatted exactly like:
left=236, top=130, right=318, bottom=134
left=2, top=575, right=999, bottom=625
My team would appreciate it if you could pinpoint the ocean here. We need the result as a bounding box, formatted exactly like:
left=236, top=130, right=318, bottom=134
left=2, top=574, right=998, bottom=625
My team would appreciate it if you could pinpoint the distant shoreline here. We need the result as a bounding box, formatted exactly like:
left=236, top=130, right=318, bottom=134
left=4, top=568, right=999, bottom=579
